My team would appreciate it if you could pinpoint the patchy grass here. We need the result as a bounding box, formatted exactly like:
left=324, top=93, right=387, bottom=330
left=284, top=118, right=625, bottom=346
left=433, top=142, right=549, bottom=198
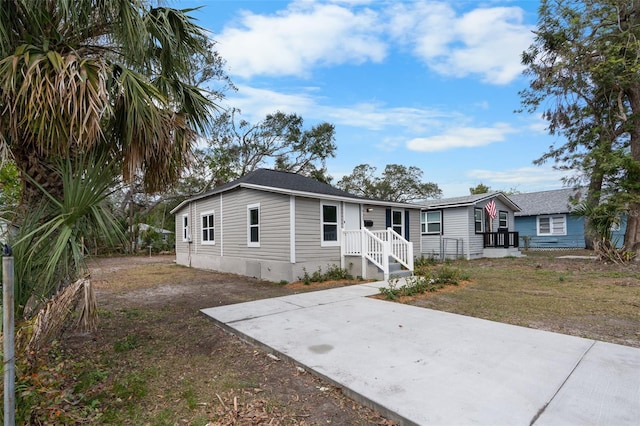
left=36, top=256, right=396, bottom=426
left=404, top=251, right=640, bottom=347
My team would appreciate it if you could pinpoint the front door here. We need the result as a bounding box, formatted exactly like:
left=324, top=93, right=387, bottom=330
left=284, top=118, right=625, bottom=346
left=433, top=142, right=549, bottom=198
left=392, top=209, right=403, bottom=237
left=344, top=203, right=361, bottom=231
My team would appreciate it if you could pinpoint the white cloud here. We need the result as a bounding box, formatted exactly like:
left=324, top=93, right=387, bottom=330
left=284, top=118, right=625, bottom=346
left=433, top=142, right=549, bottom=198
left=225, top=84, right=459, bottom=131
left=467, top=166, right=572, bottom=189
left=221, top=85, right=317, bottom=120
left=387, top=2, right=534, bottom=84
left=217, top=1, right=386, bottom=78
left=406, top=123, right=516, bottom=152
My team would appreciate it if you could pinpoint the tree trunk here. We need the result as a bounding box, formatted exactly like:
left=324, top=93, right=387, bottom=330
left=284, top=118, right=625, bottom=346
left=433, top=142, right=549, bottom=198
left=12, top=144, right=65, bottom=219
left=623, top=88, right=640, bottom=255
left=584, top=134, right=611, bottom=250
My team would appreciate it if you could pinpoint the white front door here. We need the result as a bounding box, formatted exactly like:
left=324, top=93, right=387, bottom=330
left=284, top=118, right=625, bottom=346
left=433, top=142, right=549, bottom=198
left=344, top=203, right=361, bottom=230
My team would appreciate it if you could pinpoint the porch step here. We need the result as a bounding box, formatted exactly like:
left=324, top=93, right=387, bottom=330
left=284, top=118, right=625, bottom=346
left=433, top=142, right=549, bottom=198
left=389, top=261, right=412, bottom=279
left=389, top=269, right=413, bottom=279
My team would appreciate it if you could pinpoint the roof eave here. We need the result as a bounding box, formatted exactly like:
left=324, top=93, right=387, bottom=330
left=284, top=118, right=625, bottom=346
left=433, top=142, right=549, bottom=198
left=170, top=182, right=422, bottom=213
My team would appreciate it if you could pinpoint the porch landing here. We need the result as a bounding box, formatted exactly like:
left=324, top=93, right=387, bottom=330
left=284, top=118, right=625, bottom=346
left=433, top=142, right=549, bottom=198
left=483, top=247, right=524, bottom=258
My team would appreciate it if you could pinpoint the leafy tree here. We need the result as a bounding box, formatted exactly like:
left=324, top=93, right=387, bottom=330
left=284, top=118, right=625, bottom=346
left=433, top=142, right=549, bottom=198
left=337, top=164, right=441, bottom=202
left=469, top=183, right=491, bottom=194
left=205, top=109, right=337, bottom=184
left=0, top=159, right=20, bottom=214
left=520, top=0, right=640, bottom=253
left=0, top=1, right=221, bottom=209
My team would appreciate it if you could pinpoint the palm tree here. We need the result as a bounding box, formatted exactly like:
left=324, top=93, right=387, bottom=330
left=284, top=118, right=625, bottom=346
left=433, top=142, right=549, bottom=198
left=0, top=1, right=224, bottom=358
left=0, top=0, right=218, bottom=207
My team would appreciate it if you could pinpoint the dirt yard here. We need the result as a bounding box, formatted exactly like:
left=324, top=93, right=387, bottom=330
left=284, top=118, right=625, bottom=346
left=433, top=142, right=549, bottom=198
left=60, top=255, right=395, bottom=425
left=54, top=251, right=640, bottom=424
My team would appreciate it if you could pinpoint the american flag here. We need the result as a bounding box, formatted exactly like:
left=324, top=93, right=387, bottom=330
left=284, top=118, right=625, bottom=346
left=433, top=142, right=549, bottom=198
left=485, top=199, right=497, bottom=219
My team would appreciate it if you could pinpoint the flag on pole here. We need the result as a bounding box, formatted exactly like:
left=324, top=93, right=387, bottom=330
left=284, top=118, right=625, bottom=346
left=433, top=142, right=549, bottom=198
left=485, top=199, right=497, bottom=219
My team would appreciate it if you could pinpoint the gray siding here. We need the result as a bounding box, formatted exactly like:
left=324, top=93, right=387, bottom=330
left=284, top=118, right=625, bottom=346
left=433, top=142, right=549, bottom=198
left=421, top=207, right=472, bottom=259
left=408, top=210, right=421, bottom=255
left=363, top=205, right=387, bottom=231
left=193, top=195, right=221, bottom=257
left=295, top=197, right=340, bottom=263
left=222, top=188, right=290, bottom=261
left=466, top=207, right=484, bottom=258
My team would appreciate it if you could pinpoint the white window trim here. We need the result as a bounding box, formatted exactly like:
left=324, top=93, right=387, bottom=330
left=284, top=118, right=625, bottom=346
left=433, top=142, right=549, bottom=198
left=537, top=214, right=567, bottom=236
left=498, top=211, right=508, bottom=229
left=321, top=202, right=340, bottom=247
left=247, top=203, right=260, bottom=247
left=200, top=210, right=215, bottom=245
left=421, top=210, right=442, bottom=235
left=182, top=213, right=190, bottom=242
left=474, top=208, right=483, bottom=233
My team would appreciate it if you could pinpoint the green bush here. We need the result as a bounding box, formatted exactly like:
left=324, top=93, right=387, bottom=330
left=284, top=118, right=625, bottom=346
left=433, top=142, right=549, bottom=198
left=379, top=265, right=469, bottom=300
left=298, top=264, right=353, bottom=284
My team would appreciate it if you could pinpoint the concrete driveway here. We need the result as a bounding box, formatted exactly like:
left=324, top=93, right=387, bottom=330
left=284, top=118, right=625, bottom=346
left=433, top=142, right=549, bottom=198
left=201, top=281, right=640, bottom=425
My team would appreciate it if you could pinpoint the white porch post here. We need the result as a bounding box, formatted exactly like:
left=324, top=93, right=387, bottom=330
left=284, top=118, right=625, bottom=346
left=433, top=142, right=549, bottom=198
left=382, top=230, right=389, bottom=281
left=361, top=228, right=367, bottom=279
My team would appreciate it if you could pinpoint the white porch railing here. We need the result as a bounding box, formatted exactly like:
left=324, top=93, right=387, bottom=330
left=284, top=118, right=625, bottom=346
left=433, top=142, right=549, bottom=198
left=341, top=228, right=414, bottom=280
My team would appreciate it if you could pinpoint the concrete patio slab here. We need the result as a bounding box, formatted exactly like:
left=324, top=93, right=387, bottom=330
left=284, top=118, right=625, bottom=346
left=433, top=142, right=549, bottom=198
left=201, top=283, right=640, bottom=425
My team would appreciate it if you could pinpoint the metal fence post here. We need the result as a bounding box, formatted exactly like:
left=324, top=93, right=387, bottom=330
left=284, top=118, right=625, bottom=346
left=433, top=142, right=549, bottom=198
left=3, top=243, right=15, bottom=426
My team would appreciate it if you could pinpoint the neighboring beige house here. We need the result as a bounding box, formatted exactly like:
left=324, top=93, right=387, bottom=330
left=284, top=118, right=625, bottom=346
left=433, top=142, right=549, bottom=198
left=171, top=169, right=422, bottom=282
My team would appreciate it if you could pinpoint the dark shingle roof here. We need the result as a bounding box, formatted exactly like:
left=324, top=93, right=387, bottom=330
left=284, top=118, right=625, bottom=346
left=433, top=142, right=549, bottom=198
left=509, top=188, right=585, bottom=216
left=171, top=168, right=416, bottom=214
left=210, top=168, right=355, bottom=198
left=418, top=191, right=520, bottom=211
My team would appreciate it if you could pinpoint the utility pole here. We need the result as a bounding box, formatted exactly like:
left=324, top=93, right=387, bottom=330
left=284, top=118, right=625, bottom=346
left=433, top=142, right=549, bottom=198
left=3, top=243, right=15, bottom=426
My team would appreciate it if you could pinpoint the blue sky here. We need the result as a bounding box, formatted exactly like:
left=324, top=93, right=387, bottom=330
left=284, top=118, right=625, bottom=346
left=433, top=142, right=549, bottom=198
left=182, top=0, right=571, bottom=198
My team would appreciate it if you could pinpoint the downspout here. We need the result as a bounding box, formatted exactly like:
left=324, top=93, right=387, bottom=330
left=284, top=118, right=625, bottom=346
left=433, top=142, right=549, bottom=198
left=188, top=202, right=192, bottom=267
left=220, top=194, right=224, bottom=257
left=466, top=209, right=471, bottom=260
left=340, top=201, right=345, bottom=269
left=360, top=204, right=365, bottom=280
left=290, top=195, right=295, bottom=264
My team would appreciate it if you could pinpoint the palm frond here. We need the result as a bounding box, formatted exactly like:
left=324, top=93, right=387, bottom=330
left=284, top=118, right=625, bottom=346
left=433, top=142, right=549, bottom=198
left=0, top=46, right=111, bottom=155
left=11, top=153, right=125, bottom=317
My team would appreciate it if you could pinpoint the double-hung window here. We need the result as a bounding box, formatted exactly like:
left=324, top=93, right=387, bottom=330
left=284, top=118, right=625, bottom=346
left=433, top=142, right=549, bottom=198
left=248, top=204, right=260, bottom=247
left=182, top=214, right=190, bottom=242
left=537, top=215, right=566, bottom=236
left=321, top=203, right=339, bottom=246
left=421, top=211, right=442, bottom=234
left=474, top=208, right=483, bottom=233
left=498, top=211, right=508, bottom=229
left=201, top=211, right=215, bottom=245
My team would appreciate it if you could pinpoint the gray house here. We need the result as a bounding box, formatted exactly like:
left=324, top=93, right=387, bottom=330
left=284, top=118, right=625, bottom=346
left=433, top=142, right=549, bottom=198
left=418, top=192, right=522, bottom=259
left=171, top=169, right=422, bottom=282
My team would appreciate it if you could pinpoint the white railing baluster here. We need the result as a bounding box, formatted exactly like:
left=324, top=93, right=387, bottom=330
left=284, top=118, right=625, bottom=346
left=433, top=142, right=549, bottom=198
left=341, top=228, right=414, bottom=279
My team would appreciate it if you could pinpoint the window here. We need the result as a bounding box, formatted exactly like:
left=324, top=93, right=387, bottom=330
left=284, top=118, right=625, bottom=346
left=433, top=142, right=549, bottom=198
left=201, top=211, right=215, bottom=245
left=498, top=211, right=508, bottom=229
left=421, top=211, right=441, bottom=234
left=392, top=210, right=403, bottom=235
left=474, top=208, right=483, bottom=233
left=537, top=215, right=566, bottom=236
left=247, top=204, right=260, bottom=247
left=182, top=214, right=190, bottom=242
left=321, top=203, right=339, bottom=246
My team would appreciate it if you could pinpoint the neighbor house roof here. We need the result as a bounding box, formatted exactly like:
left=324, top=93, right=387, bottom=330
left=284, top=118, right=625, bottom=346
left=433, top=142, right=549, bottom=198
left=508, top=188, right=584, bottom=216
left=418, top=192, right=521, bottom=212
left=171, top=169, right=420, bottom=213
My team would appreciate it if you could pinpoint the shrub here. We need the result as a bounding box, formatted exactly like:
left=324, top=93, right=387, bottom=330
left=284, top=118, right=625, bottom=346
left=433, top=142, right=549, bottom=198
left=298, top=265, right=353, bottom=284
